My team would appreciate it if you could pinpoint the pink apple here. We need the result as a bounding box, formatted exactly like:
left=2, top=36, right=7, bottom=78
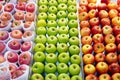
left=9, top=64, right=17, bottom=74
left=0, top=3, right=3, bottom=11
left=26, top=3, right=35, bottom=13
left=11, top=70, right=24, bottom=79
left=12, top=20, right=21, bottom=28
left=14, top=11, right=24, bottom=20
left=10, top=30, right=23, bottom=39
left=0, top=31, right=9, bottom=41
left=0, top=55, right=5, bottom=63
left=4, top=3, right=14, bottom=12
left=16, top=2, right=26, bottom=11
left=0, top=21, right=9, bottom=28
left=21, top=41, right=32, bottom=52
left=24, top=21, right=32, bottom=28
left=1, top=12, right=12, bottom=21
left=7, top=51, right=18, bottom=63
left=0, top=42, right=6, bottom=53
left=23, top=30, right=33, bottom=38
left=25, top=12, right=35, bottom=22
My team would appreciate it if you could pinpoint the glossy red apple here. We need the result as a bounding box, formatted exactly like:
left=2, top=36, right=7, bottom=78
left=112, top=16, right=120, bottom=26
left=101, top=18, right=110, bottom=26
left=26, top=3, right=35, bottom=13
left=116, top=34, right=120, bottom=44
left=95, top=53, right=105, bottom=62
left=80, top=27, right=91, bottom=36
left=4, top=3, right=14, bottom=12
left=7, top=51, right=18, bottom=63
left=93, top=43, right=105, bottom=54
left=97, top=3, right=107, bottom=10
left=92, top=34, right=104, bottom=43
left=81, top=36, right=92, bottom=45
left=109, top=63, right=120, bottom=74
left=105, top=43, right=117, bottom=53
left=25, top=12, right=35, bottom=21
left=21, top=41, right=32, bottom=52
left=84, top=64, right=96, bottom=75
left=101, top=0, right=110, bottom=4
left=89, top=17, right=99, bottom=27
left=113, top=26, right=120, bottom=36
left=16, top=2, right=25, bottom=11
left=91, top=25, right=102, bottom=34
left=0, top=42, right=6, bottom=53
left=0, top=31, right=9, bottom=41
left=10, top=30, right=22, bottom=39
left=14, top=11, right=24, bottom=20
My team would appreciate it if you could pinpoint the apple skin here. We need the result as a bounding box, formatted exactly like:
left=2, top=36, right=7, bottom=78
left=9, top=64, right=17, bottom=74
left=101, top=0, right=110, bottom=4
left=69, top=64, right=80, bottom=76
left=10, top=30, right=22, bottom=39
left=33, top=52, right=45, bottom=62
left=112, top=73, right=120, bottom=80
left=79, top=12, right=88, bottom=21
left=7, top=51, right=18, bottom=63
left=105, top=34, right=115, bottom=44
left=84, top=64, right=96, bottom=75
left=45, top=73, right=57, bottom=80
left=45, top=63, right=56, bottom=73
left=112, top=16, right=120, bottom=26
left=46, top=53, right=57, bottom=63
left=38, top=5, right=48, bottom=13
left=102, top=25, right=113, bottom=35
left=69, top=28, right=78, bottom=37
left=78, top=6, right=88, bottom=13
left=16, top=2, right=25, bottom=11
left=101, top=18, right=110, bottom=26
left=82, top=44, right=93, bottom=54
left=108, top=2, right=117, bottom=10
left=71, top=75, right=82, bottom=80
left=99, top=74, right=111, bottom=80
left=88, top=9, right=98, bottom=19
left=70, top=55, right=81, bottom=64
left=99, top=10, right=108, bottom=19
left=93, top=43, right=105, bottom=54
left=26, top=3, right=35, bottom=13
left=79, top=0, right=88, bottom=6
left=80, top=27, right=91, bottom=37
left=58, top=73, right=70, bottom=80
left=118, top=54, right=120, bottom=63
left=105, top=43, right=117, bottom=53
left=96, top=62, right=108, bottom=74
left=109, top=63, right=120, bottom=74
left=92, top=34, right=104, bottom=43
left=88, top=3, right=96, bottom=10
left=57, top=63, right=68, bottom=73
left=113, top=26, right=120, bottom=36
left=83, top=54, right=94, bottom=64
left=109, top=9, right=118, bottom=19
left=105, top=52, right=118, bottom=64
left=81, top=36, right=92, bottom=45
left=118, top=43, right=120, bottom=52
left=4, top=3, right=14, bottom=12
left=80, top=20, right=89, bottom=28
left=89, top=17, right=99, bottom=27
left=14, top=11, right=24, bottom=20
left=0, top=55, right=6, bottom=63
left=95, top=53, right=105, bottom=62
left=69, top=45, right=80, bottom=55
left=116, top=34, right=120, bottom=44
left=31, top=74, right=44, bottom=80
left=91, top=25, right=102, bottom=34
left=46, top=44, right=56, bottom=53
left=8, top=40, right=21, bottom=50
left=85, top=74, right=98, bottom=80
left=0, top=31, right=9, bottom=41
left=21, top=41, right=32, bottom=52
left=25, top=12, right=35, bottom=22
left=1, top=12, right=12, bottom=21
left=97, top=3, right=107, bottom=10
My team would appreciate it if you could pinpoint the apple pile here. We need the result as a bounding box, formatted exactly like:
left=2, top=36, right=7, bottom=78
left=79, top=0, right=120, bottom=80
left=0, top=0, right=36, bottom=79
left=31, top=0, right=82, bottom=80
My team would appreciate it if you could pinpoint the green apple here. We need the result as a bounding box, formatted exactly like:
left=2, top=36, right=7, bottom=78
left=57, top=11, right=67, bottom=18
left=47, top=20, right=57, bottom=27
left=69, top=45, right=80, bottom=55
left=36, top=27, right=46, bottom=35
left=47, top=36, right=58, bottom=44
left=31, top=74, right=44, bottom=80
left=35, top=35, right=46, bottom=44
left=57, top=63, right=68, bottom=73
left=34, top=52, right=45, bottom=62
left=58, top=73, right=70, bottom=80
left=48, top=6, right=57, bottom=14
left=38, top=0, right=48, bottom=5
left=58, top=3, right=67, bottom=11
left=58, top=52, right=70, bottom=64
left=45, top=73, right=57, bottom=80
left=58, top=0, right=67, bottom=4
left=47, top=27, right=58, bottom=36
left=37, top=19, right=47, bottom=27
left=58, top=34, right=69, bottom=43
left=68, top=5, right=77, bottom=12
left=69, top=28, right=78, bottom=37
left=57, top=43, right=68, bottom=53
left=38, top=5, right=48, bottom=12
left=69, top=36, right=79, bottom=45
left=48, top=13, right=57, bottom=20
left=38, top=12, right=47, bottom=20
left=68, top=0, right=76, bottom=6
left=68, top=20, right=78, bottom=28
left=58, top=18, right=68, bottom=26
left=45, top=63, right=56, bottom=73
left=46, top=53, right=57, bottom=63
left=48, top=0, right=58, bottom=6
left=68, top=12, right=77, bottom=20
left=71, top=75, right=82, bottom=80
left=32, top=62, right=44, bottom=73
left=34, top=43, right=45, bottom=52
left=69, top=64, right=80, bottom=76
left=58, top=26, right=68, bottom=34
left=70, top=55, right=81, bottom=64
left=46, top=44, right=56, bottom=53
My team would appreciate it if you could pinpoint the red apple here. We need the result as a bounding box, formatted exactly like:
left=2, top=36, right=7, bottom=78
left=99, top=74, right=111, bottom=80
left=112, top=16, right=120, bottom=26
left=25, top=12, right=35, bottom=22
left=91, top=25, right=102, bottom=34
left=109, top=63, right=120, bottom=74
left=88, top=9, right=98, bottom=19
left=118, top=54, right=120, bottom=63
left=113, top=26, right=120, bottom=36
left=89, top=17, right=99, bottom=27
left=97, top=3, right=107, bottom=10
left=118, top=43, right=120, bottom=52
left=80, top=20, right=89, bottom=28
left=21, top=41, right=32, bottom=52
left=108, top=2, right=118, bottom=10
left=92, top=34, right=104, bottom=43
left=82, top=44, right=93, bottom=54
left=80, top=27, right=91, bottom=36
left=101, top=0, right=110, bottom=4
left=79, top=0, right=88, bottom=6
left=87, top=0, right=97, bottom=3
left=81, top=36, right=92, bottom=45
left=83, top=54, right=94, bottom=64
left=0, top=3, right=2, bottom=11
left=0, top=21, right=9, bottom=28
left=0, top=31, right=9, bottom=41
left=10, top=30, right=22, bottom=39
left=0, top=42, right=6, bottom=53
left=105, top=34, right=115, bottom=44
left=4, top=3, right=14, bottom=12
left=106, top=52, right=117, bottom=64
left=24, top=21, right=32, bottom=28
left=14, top=11, right=24, bottom=20
left=102, top=25, right=113, bottom=35
left=84, top=64, right=96, bottom=75
left=85, top=74, right=98, bottom=80
left=93, top=43, right=105, bottom=54
left=79, top=12, right=88, bottom=21
left=116, top=34, right=120, bottom=44
left=118, top=0, right=120, bottom=5
left=109, top=9, right=118, bottom=19
left=7, top=51, right=18, bottom=63
left=12, top=20, right=21, bottom=28
left=95, top=53, right=105, bottom=62
left=112, top=73, right=120, bottom=80
left=0, top=55, right=5, bottom=63
left=16, top=2, right=25, bottom=11
left=101, top=18, right=110, bottom=26
left=99, top=10, right=108, bottom=19
left=78, top=6, right=88, bottom=13
left=105, top=43, right=117, bottom=53
left=9, top=64, right=17, bottom=74
left=88, top=3, right=96, bottom=10
left=26, top=3, right=35, bottom=13
left=1, top=12, right=12, bottom=21
left=23, top=30, right=33, bottom=38
left=117, top=6, right=120, bottom=12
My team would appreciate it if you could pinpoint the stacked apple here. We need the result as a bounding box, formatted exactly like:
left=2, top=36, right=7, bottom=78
left=79, top=0, right=120, bottom=80
left=31, top=0, right=83, bottom=80
left=0, top=1, right=37, bottom=79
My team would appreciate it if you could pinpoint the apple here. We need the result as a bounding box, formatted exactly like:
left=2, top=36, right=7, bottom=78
left=79, top=0, right=88, bottom=6
left=106, top=52, right=117, bottom=64
left=69, top=45, right=80, bottom=55
left=68, top=19, right=78, bottom=28
left=45, top=73, right=57, bottom=80
left=69, top=28, right=78, bottom=37
left=88, top=3, right=96, bottom=10
left=45, top=63, right=56, bottom=73
left=83, top=54, right=94, bottom=64
left=46, top=53, right=57, bottom=63
left=105, top=34, right=115, bottom=44
left=21, top=41, right=32, bottom=52
left=26, top=3, right=35, bottom=13
left=95, top=53, right=105, bottom=62
left=88, top=9, right=98, bottom=19
left=8, top=40, right=21, bottom=51
left=102, top=25, right=113, bottom=35
left=78, top=6, right=88, bottom=13
left=105, top=43, right=117, bottom=53
left=10, top=30, right=22, bottom=39
left=80, top=20, right=89, bottom=28
left=38, top=0, right=48, bottom=5
left=34, top=43, right=45, bottom=52
left=0, top=3, right=2, bottom=12
left=0, top=21, right=9, bottom=28
left=36, top=27, right=46, bottom=35
left=7, top=51, right=18, bottom=63
left=101, top=0, right=110, bottom=4
left=89, top=17, right=99, bottom=27
left=31, top=74, right=44, bottom=80
left=108, top=2, right=117, bottom=10
left=112, top=17, right=120, bottom=26
left=0, top=55, right=5, bottom=63
left=70, top=55, right=81, bottom=64
left=93, top=43, right=105, bottom=54
left=118, top=43, right=120, bottom=52
left=4, top=3, right=14, bottom=12
left=9, top=64, right=17, bottom=74
left=48, top=0, right=58, bottom=6
left=14, top=11, right=24, bottom=20
left=0, top=42, right=6, bottom=53
left=58, top=18, right=68, bottom=26
left=25, top=12, right=35, bottom=22
left=57, top=11, right=67, bottom=19
left=99, top=10, right=108, bottom=18
left=47, top=35, right=57, bottom=45
left=35, top=35, right=46, bottom=44
left=87, top=0, right=96, bottom=3
left=58, top=52, right=70, bottom=64
left=69, top=36, right=79, bottom=45
left=16, top=2, right=25, bottom=11
left=79, top=12, right=88, bottom=21
left=96, top=62, right=108, bottom=74
left=0, top=31, right=9, bottom=41
left=99, top=74, right=111, bottom=80
left=58, top=3, right=67, bottom=11
left=68, top=5, right=77, bottom=12
left=47, top=20, right=57, bottom=27
left=113, top=26, right=120, bottom=36
left=58, top=73, right=70, bottom=80
left=68, top=0, right=76, bottom=6
left=81, top=36, right=92, bottom=45
left=46, top=44, right=56, bottom=53
left=58, top=34, right=69, bottom=43
left=71, top=75, right=82, bottom=80
left=32, top=62, right=44, bottom=73
left=112, top=73, right=120, bottom=80
left=109, top=9, right=118, bottom=19
left=48, top=13, right=56, bottom=20
left=12, top=20, right=21, bottom=28
left=69, top=64, right=80, bottom=76
left=82, top=44, right=93, bottom=54
left=57, top=43, right=68, bottom=53
left=84, top=64, right=96, bottom=75
left=38, top=5, right=48, bottom=12
left=85, top=74, right=98, bottom=80
left=57, top=63, right=68, bottom=73
left=58, top=0, right=67, bottom=4
left=91, top=25, right=102, bottom=34
left=116, top=34, right=120, bottom=44
left=48, top=6, right=57, bottom=14
left=11, top=70, right=24, bottom=79
left=1, top=12, right=12, bottom=21
left=34, top=52, right=45, bottom=62
left=37, top=19, right=46, bottom=27
left=92, top=34, right=104, bottom=43
left=23, top=30, right=33, bottom=39
left=80, top=27, right=91, bottom=36
left=24, top=21, right=32, bottom=28
left=47, top=27, right=58, bottom=36
left=97, top=3, right=107, bottom=10
left=58, top=26, right=68, bottom=34
left=68, top=12, right=77, bottom=20
left=109, top=63, right=120, bottom=74
left=118, top=0, right=120, bottom=5
left=101, top=18, right=110, bottom=26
